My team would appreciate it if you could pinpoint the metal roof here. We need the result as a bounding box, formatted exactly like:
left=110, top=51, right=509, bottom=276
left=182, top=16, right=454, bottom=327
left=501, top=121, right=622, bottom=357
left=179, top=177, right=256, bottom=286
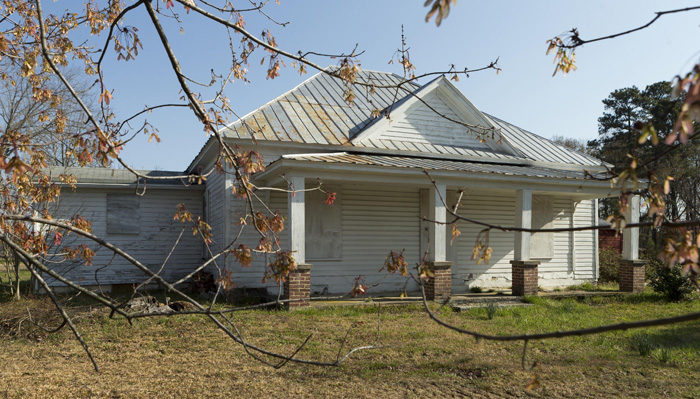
left=223, top=69, right=417, bottom=145
left=280, top=153, right=610, bottom=180
left=220, top=69, right=531, bottom=162
left=44, top=167, right=201, bottom=187
left=484, top=113, right=605, bottom=167
left=197, top=69, right=609, bottom=172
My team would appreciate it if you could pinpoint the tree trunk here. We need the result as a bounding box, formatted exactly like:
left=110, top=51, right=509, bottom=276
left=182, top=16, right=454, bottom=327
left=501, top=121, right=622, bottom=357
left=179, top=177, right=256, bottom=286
left=12, top=253, right=20, bottom=301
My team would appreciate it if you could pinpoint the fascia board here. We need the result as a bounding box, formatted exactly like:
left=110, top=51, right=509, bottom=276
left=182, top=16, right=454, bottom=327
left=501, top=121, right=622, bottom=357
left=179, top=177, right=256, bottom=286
left=255, top=159, right=618, bottom=197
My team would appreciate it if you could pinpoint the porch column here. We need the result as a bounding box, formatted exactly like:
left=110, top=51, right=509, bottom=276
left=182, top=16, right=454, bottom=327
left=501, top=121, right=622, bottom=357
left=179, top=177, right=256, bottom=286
left=620, top=194, right=645, bottom=293
left=511, top=189, right=539, bottom=296
left=426, top=183, right=452, bottom=300
left=285, top=176, right=312, bottom=309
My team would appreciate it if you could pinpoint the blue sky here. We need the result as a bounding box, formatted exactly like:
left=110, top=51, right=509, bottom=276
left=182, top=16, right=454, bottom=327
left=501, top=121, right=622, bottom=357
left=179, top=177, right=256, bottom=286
left=81, top=1, right=700, bottom=170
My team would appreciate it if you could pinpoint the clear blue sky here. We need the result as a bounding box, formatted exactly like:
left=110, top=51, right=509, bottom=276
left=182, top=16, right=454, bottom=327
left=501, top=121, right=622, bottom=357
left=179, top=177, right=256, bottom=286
left=78, top=0, right=700, bottom=170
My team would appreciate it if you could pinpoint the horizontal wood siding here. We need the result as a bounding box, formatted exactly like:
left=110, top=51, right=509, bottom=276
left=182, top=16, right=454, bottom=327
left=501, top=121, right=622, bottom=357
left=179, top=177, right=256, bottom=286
left=452, top=191, right=516, bottom=290
left=47, top=187, right=204, bottom=286
left=206, top=170, right=226, bottom=255
left=451, top=191, right=576, bottom=290
left=573, top=199, right=596, bottom=279
left=535, top=196, right=573, bottom=280
left=226, top=183, right=420, bottom=294
left=380, top=91, right=490, bottom=150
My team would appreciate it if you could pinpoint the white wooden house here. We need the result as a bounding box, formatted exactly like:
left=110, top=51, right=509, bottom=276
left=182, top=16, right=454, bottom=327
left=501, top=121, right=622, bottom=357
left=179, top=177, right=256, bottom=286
left=48, top=69, right=635, bottom=297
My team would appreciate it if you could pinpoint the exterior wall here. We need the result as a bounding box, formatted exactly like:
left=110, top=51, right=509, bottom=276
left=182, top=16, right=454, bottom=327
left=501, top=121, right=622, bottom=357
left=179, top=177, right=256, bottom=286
left=573, top=199, right=597, bottom=280
left=205, top=168, right=227, bottom=255
left=212, top=142, right=600, bottom=294
left=599, top=229, right=623, bottom=253
left=225, top=182, right=421, bottom=295
left=450, top=191, right=596, bottom=291
left=45, top=186, right=204, bottom=287
left=379, top=91, right=491, bottom=150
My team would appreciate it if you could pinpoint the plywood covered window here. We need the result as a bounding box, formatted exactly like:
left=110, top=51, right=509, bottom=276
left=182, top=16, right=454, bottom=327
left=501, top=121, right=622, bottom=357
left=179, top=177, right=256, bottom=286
left=530, top=196, right=553, bottom=259
left=107, top=194, right=140, bottom=235
left=305, top=186, right=342, bottom=260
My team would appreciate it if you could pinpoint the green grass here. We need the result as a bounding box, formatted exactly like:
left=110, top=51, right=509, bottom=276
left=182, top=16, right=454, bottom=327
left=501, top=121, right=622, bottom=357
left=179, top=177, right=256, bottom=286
left=0, top=264, right=32, bottom=301
left=3, top=288, right=700, bottom=397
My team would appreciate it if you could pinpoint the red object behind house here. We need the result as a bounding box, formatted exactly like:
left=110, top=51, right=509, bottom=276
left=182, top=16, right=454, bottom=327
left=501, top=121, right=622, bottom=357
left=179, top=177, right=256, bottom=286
left=599, top=229, right=623, bottom=254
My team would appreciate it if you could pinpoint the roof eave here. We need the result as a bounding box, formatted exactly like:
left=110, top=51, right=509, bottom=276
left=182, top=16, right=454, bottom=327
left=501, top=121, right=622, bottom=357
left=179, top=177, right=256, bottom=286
left=255, top=158, right=618, bottom=198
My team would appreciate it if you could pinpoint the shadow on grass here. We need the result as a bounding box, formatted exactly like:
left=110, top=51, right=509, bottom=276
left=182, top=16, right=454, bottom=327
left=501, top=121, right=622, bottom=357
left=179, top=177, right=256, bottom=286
left=639, top=322, right=700, bottom=352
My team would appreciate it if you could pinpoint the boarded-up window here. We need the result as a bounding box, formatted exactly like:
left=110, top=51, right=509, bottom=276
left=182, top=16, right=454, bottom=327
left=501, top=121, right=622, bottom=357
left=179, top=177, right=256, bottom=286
left=107, top=194, right=140, bottom=235
left=531, top=196, right=553, bottom=259
left=305, top=187, right=342, bottom=260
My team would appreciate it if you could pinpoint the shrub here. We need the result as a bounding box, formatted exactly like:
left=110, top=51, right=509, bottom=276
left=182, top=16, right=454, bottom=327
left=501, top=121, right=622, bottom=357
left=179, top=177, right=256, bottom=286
left=598, top=248, right=621, bottom=283
left=648, top=261, right=695, bottom=301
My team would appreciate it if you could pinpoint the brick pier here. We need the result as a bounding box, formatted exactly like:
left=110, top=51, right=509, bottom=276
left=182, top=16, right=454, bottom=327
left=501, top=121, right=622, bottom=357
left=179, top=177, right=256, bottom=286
left=283, top=264, right=312, bottom=309
left=510, top=260, right=540, bottom=296
left=424, top=261, right=453, bottom=300
left=619, top=260, right=646, bottom=293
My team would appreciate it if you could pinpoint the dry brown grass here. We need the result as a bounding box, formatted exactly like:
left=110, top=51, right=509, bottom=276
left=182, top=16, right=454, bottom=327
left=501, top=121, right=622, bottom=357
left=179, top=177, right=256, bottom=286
left=2, top=295, right=700, bottom=398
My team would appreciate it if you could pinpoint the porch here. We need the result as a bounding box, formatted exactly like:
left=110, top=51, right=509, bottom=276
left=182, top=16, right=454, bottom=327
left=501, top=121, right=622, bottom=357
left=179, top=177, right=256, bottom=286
left=251, top=153, right=642, bottom=308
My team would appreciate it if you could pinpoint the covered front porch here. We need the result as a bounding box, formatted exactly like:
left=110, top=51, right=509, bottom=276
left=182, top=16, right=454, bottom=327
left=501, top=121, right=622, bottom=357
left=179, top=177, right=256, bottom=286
left=253, top=153, right=641, bottom=307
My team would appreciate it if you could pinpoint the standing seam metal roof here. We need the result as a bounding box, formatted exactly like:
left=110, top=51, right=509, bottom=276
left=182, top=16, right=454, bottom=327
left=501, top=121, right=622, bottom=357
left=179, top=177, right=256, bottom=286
left=280, top=153, right=609, bottom=180
left=217, top=69, right=606, bottom=169
left=483, top=113, right=605, bottom=167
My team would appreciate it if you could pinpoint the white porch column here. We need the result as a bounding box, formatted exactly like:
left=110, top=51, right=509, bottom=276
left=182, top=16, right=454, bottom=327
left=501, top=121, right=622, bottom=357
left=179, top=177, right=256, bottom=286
left=428, top=183, right=447, bottom=262
left=288, top=176, right=306, bottom=264
left=514, top=189, right=532, bottom=261
left=622, top=194, right=640, bottom=260
left=620, top=194, right=645, bottom=293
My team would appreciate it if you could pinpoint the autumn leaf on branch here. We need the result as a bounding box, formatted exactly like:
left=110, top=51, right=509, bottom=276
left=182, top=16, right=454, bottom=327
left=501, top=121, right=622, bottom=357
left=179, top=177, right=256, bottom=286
left=424, top=0, right=456, bottom=27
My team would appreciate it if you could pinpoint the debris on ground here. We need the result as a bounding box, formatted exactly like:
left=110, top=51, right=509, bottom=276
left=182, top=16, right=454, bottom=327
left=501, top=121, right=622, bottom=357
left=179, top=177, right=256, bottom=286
left=123, top=296, right=190, bottom=314
left=189, top=271, right=216, bottom=294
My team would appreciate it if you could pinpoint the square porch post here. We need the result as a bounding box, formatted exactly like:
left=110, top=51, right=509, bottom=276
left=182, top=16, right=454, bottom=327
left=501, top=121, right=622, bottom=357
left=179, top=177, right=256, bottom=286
left=620, top=194, right=645, bottom=293
left=425, top=183, right=452, bottom=300
left=511, top=189, right=539, bottom=296
left=285, top=176, right=312, bottom=309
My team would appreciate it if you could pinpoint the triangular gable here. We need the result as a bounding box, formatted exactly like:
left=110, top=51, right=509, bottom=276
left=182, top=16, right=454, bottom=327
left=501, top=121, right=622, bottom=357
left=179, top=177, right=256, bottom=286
left=351, top=76, right=520, bottom=157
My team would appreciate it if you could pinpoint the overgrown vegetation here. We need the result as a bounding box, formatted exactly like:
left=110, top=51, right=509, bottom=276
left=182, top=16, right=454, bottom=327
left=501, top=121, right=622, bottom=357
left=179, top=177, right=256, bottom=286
left=3, top=292, right=700, bottom=397
left=648, top=260, right=696, bottom=301
left=599, top=247, right=622, bottom=283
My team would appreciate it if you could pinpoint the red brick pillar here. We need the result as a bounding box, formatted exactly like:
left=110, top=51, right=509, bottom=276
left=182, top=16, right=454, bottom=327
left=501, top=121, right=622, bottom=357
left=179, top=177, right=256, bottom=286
left=619, top=260, right=646, bottom=293
left=510, top=260, right=540, bottom=296
left=284, top=264, right=312, bottom=309
left=425, top=261, right=452, bottom=300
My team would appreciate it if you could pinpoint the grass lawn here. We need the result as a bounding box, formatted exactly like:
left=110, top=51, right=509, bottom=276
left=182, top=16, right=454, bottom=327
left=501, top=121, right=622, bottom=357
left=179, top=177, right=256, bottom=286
left=2, top=288, right=700, bottom=398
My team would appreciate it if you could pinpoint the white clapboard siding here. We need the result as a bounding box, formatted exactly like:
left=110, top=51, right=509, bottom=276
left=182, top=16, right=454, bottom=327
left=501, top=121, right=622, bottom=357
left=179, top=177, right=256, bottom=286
left=226, top=183, right=420, bottom=294
left=533, top=196, right=573, bottom=280
left=451, top=191, right=576, bottom=291
left=573, top=199, right=596, bottom=279
left=452, top=191, right=516, bottom=291
left=218, top=146, right=313, bottom=288
left=47, top=187, right=204, bottom=286
left=379, top=91, right=491, bottom=150
left=206, top=170, right=226, bottom=255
